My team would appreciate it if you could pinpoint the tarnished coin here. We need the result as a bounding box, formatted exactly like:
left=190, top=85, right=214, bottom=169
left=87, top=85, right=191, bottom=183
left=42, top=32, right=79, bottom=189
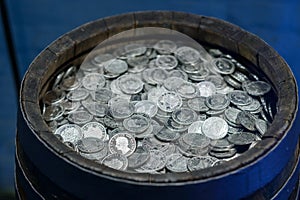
left=134, top=100, right=158, bottom=118
left=67, top=110, right=93, bottom=125
left=66, top=88, right=89, bottom=101
left=43, top=89, right=65, bottom=105
left=187, top=156, right=218, bottom=171
left=224, top=75, right=242, bottom=89
left=244, top=81, right=271, bottom=96
left=127, top=55, right=148, bottom=73
left=121, top=43, right=147, bottom=58
left=227, top=91, right=253, bottom=106
left=168, top=70, right=188, bottom=80
left=77, top=137, right=105, bottom=153
left=211, top=58, right=235, bottom=74
left=202, top=117, right=228, bottom=140
left=187, top=97, right=209, bottom=112
left=61, top=76, right=81, bottom=91
left=165, top=118, right=188, bottom=132
left=209, top=149, right=237, bottom=159
left=55, top=124, right=83, bottom=144
left=140, top=150, right=167, bottom=172
left=227, top=132, right=257, bottom=146
left=82, top=73, right=106, bottom=90
left=92, top=88, right=113, bottom=103
left=118, top=75, right=144, bottom=94
left=43, top=104, right=64, bottom=121
left=197, top=81, right=216, bottom=97
left=237, top=111, right=257, bottom=131
left=224, top=107, right=242, bottom=125
left=80, top=144, right=108, bottom=160
left=237, top=98, right=261, bottom=112
left=176, top=81, right=199, bottom=99
left=123, top=113, right=150, bottom=133
left=127, top=146, right=150, bottom=169
left=157, top=92, right=182, bottom=113
left=188, top=121, right=204, bottom=134
left=172, top=108, right=198, bottom=125
left=104, top=59, right=128, bottom=75
left=205, top=94, right=230, bottom=110
left=102, top=153, right=128, bottom=171
left=255, top=118, right=268, bottom=136
left=81, top=122, right=107, bottom=140
left=155, top=55, right=178, bottom=70
left=166, top=153, right=188, bottom=173
left=82, top=101, right=107, bottom=117
left=210, top=138, right=234, bottom=150
left=109, top=133, right=136, bottom=157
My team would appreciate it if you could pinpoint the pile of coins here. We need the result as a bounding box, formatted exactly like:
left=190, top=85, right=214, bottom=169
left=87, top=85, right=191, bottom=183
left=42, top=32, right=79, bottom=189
left=41, top=39, right=274, bottom=174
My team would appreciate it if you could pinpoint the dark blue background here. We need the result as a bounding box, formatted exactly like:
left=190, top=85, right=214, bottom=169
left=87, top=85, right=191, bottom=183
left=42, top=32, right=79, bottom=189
left=0, top=0, right=299, bottom=196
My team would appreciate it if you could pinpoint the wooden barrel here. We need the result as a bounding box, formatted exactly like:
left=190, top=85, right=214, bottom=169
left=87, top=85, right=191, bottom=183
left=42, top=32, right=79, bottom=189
left=16, top=11, right=300, bottom=199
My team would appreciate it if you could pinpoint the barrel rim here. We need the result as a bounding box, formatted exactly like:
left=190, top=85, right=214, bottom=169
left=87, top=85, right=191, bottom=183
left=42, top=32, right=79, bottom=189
left=19, top=10, right=299, bottom=185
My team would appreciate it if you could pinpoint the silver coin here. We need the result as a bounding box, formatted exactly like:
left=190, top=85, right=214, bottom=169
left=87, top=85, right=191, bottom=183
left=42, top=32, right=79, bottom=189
left=92, top=88, right=113, bottom=103
left=165, top=118, right=188, bottom=132
left=166, top=153, right=188, bottom=173
left=91, top=53, right=114, bottom=67
left=210, top=138, right=234, bottom=150
left=55, top=124, right=83, bottom=144
left=77, top=137, right=105, bottom=153
left=43, top=104, right=65, bottom=121
left=109, top=100, right=134, bottom=119
left=142, top=136, right=169, bottom=152
left=187, top=97, right=209, bottom=112
left=43, top=89, right=65, bottom=105
left=244, top=81, right=271, bottom=96
left=134, top=124, right=154, bottom=139
left=187, top=156, right=218, bottom=171
left=127, top=56, right=148, bottom=73
left=176, top=81, right=199, bottom=99
left=118, top=75, right=144, bottom=94
left=224, top=75, right=242, bottom=89
left=67, top=110, right=93, bottom=125
left=150, top=68, right=169, bottom=85
left=197, top=81, right=216, bottom=97
left=104, top=59, right=128, bottom=75
left=155, top=127, right=181, bottom=142
left=202, top=117, right=228, bottom=140
left=155, top=55, right=178, bottom=70
left=237, top=98, right=261, bottom=112
left=230, top=71, right=249, bottom=83
left=172, top=108, right=197, bottom=125
left=109, top=133, right=136, bottom=157
left=168, top=69, right=188, bottom=80
left=123, top=113, right=151, bottom=133
left=81, top=122, right=107, bottom=140
left=80, top=143, right=108, bottom=160
left=227, top=132, right=257, bottom=145
left=66, top=88, right=89, bottom=101
left=110, top=79, right=125, bottom=95
left=61, top=76, right=81, bottom=91
left=188, top=121, right=204, bottom=134
left=134, top=100, right=158, bottom=118
left=142, top=68, right=157, bottom=85
left=140, top=150, right=167, bottom=172
left=101, top=153, right=128, bottom=171
left=205, top=75, right=226, bottom=90
left=82, top=73, right=106, bottom=90
left=163, top=77, right=186, bottom=91
left=188, top=64, right=210, bottom=81
left=122, top=43, right=147, bottom=58
left=127, top=146, right=150, bottom=169
left=182, top=132, right=211, bottom=148
left=153, top=40, right=177, bottom=54
left=211, top=58, right=235, bottom=75
left=227, top=91, right=253, bottom=106
left=82, top=101, right=107, bottom=117
left=157, top=92, right=182, bottom=113
left=205, top=94, right=230, bottom=110
left=175, top=46, right=202, bottom=65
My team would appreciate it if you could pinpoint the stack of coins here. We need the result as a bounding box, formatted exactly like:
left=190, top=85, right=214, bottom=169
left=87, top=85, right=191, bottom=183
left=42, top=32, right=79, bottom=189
left=41, top=38, right=274, bottom=174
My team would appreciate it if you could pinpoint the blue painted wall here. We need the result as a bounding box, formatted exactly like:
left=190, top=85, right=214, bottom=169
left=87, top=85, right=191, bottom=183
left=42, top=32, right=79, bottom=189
left=0, top=0, right=299, bottom=196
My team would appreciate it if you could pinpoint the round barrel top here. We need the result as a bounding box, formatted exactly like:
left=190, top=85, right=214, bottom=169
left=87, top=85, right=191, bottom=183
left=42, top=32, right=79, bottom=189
left=19, top=11, right=298, bottom=185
